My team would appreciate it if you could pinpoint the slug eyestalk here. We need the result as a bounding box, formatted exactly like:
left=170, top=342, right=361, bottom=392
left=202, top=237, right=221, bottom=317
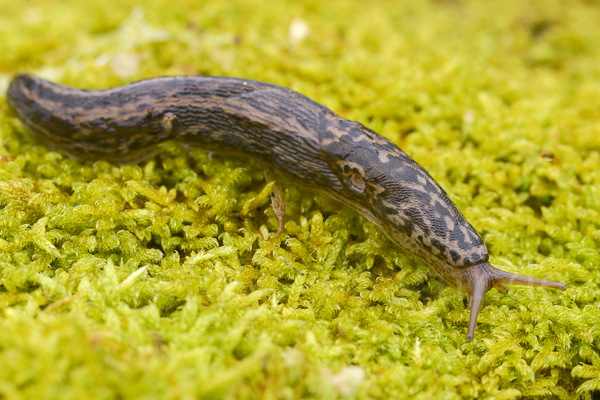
left=462, top=262, right=567, bottom=341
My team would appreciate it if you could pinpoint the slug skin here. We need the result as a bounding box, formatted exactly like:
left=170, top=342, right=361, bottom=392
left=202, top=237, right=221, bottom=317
left=6, top=73, right=567, bottom=340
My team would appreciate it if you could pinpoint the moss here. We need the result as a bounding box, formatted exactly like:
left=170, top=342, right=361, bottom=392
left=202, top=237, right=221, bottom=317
left=1, top=0, right=600, bottom=398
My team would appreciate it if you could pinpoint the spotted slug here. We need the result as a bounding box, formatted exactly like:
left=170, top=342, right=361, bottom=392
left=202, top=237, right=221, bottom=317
left=6, top=73, right=567, bottom=340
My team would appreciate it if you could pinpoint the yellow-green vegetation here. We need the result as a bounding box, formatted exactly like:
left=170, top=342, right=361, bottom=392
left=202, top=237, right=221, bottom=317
left=1, top=0, right=600, bottom=398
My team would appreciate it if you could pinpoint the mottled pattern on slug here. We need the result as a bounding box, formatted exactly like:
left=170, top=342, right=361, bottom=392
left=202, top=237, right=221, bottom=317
left=7, top=73, right=488, bottom=275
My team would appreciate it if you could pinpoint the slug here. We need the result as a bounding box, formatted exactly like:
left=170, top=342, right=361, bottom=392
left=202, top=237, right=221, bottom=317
left=6, top=73, right=567, bottom=340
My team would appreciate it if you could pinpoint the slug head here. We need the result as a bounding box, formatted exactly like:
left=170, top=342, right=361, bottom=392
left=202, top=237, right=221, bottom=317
left=319, top=118, right=567, bottom=341
left=320, top=118, right=488, bottom=269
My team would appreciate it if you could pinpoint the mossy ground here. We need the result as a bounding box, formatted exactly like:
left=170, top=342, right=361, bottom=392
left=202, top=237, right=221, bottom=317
left=1, top=0, right=600, bottom=398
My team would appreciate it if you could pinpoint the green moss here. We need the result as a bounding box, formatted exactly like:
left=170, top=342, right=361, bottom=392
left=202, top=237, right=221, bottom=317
left=2, top=0, right=600, bottom=398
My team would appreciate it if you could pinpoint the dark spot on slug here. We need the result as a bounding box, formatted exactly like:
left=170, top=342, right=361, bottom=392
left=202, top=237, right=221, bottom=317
left=383, top=205, right=398, bottom=215
left=449, top=250, right=460, bottom=263
left=430, top=238, right=447, bottom=255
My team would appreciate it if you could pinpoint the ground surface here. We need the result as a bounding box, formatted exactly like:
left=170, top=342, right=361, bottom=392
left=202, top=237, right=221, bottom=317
left=1, top=0, right=600, bottom=399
